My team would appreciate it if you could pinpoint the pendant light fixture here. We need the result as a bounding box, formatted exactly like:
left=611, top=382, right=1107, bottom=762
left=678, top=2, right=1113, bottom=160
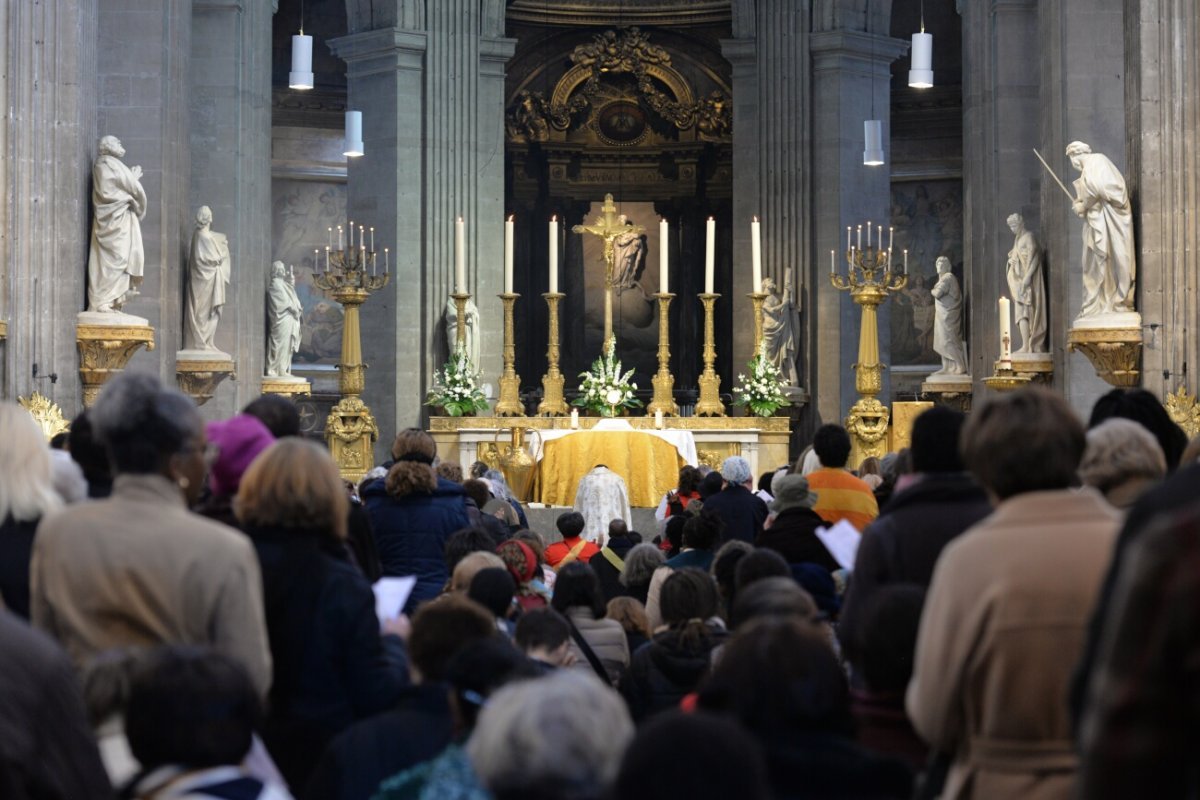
left=289, top=0, right=314, bottom=90
left=908, top=0, right=933, bottom=88
left=344, top=110, right=364, bottom=158
left=863, top=1, right=884, bottom=167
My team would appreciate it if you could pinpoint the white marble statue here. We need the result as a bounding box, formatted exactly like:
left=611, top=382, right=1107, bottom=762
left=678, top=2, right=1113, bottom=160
left=184, top=206, right=231, bottom=351
left=1067, top=141, right=1136, bottom=320
left=266, top=261, right=303, bottom=377
left=761, top=269, right=801, bottom=387
left=86, top=136, right=147, bottom=313
left=611, top=215, right=646, bottom=291
left=445, top=294, right=481, bottom=367
left=1005, top=213, right=1048, bottom=353
left=930, top=256, right=969, bottom=376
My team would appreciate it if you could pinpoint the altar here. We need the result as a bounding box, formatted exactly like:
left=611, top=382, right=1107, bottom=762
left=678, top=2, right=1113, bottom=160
left=429, top=415, right=792, bottom=508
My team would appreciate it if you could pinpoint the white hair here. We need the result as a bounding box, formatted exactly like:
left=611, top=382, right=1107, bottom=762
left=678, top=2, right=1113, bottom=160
left=721, top=456, right=752, bottom=486
left=468, top=670, right=633, bottom=797
left=1080, top=418, right=1167, bottom=492
left=0, top=403, right=63, bottom=522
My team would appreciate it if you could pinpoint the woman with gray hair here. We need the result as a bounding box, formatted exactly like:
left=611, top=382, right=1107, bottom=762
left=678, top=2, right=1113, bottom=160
left=30, top=371, right=272, bottom=695
left=619, top=543, right=665, bottom=606
left=468, top=669, right=634, bottom=800
left=1079, top=418, right=1167, bottom=510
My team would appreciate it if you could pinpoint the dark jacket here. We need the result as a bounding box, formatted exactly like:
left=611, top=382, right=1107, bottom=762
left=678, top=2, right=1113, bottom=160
left=0, top=610, right=112, bottom=800
left=762, top=730, right=913, bottom=800
left=664, top=548, right=715, bottom=572
left=248, top=526, right=408, bottom=791
left=755, top=507, right=839, bottom=572
left=0, top=516, right=39, bottom=619
left=303, top=684, right=454, bottom=800
left=702, top=484, right=768, bottom=544
left=591, top=535, right=636, bottom=602
left=838, top=472, right=991, bottom=662
left=363, top=474, right=471, bottom=612
left=618, top=625, right=726, bottom=722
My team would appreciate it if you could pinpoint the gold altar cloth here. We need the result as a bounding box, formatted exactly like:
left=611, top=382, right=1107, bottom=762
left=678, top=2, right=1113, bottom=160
left=537, top=430, right=686, bottom=508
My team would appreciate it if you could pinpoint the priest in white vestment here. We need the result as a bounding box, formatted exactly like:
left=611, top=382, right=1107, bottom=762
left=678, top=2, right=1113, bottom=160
left=573, top=465, right=632, bottom=546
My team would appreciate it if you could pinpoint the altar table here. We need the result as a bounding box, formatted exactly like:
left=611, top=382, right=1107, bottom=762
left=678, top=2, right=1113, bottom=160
left=536, top=430, right=687, bottom=508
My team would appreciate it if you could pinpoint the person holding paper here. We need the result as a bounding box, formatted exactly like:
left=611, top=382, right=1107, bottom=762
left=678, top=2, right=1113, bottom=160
left=805, top=425, right=880, bottom=532
left=754, top=474, right=839, bottom=573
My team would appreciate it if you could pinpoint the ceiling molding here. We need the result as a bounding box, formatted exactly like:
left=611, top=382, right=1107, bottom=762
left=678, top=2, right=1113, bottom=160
left=507, top=0, right=730, bottom=27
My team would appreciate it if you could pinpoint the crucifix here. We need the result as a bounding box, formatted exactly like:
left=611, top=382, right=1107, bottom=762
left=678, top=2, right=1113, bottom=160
left=572, top=193, right=645, bottom=343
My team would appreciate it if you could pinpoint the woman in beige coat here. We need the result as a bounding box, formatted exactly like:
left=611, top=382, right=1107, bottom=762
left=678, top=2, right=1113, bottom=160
left=551, top=562, right=630, bottom=684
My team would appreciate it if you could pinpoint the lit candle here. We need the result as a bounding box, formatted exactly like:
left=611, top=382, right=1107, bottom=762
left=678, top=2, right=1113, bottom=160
left=548, top=216, right=558, bottom=294
left=325, top=246, right=330, bottom=272
left=337, top=225, right=344, bottom=250
left=328, top=227, right=332, bottom=250
left=857, top=225, right=862, bottom=250
left=455, top=216, right=466, bottom=294
left=830, top=249, right=836, bottom=275
left=313, top=249, right=319, bottom=272
left=659, top=217, right=669, bottom=294
left=705, top=217, right=716, bottom=294
left=655, top=409, right=664, bottom=429
left=751, top=216, right=762, bottom=293
left=360, top=226, right=365, bottom=249
left=903, top=249, right=908, bottom=274
left=866, top=221, right=872, bottom=248
left=384, top=247, right=389, bottom=273
left=888, top=226, right=894, bottom=252
left=999, top=296, right=1013, bottom=365
left=370, top=227, right=375, bottom=251
left=349, top=221, right=354, bottom=247
left=846, top=226, right=852, bottom=251
left=503, top=216, right=514, bottom=294
left=570, top=408, right=580, bottom=429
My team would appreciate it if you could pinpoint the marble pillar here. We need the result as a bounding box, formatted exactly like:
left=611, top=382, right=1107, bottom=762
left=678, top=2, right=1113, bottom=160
left=1126, top=0, right=1200, bottom=399
left=722, top=1, right=812, bottom=390
left=0, top=0, right=96, bottom=408
left=810, top=27, right=907, bottom=423
left=960, top=1, right=1041, bottom=391
left=189, top=0, right=273, bottom=416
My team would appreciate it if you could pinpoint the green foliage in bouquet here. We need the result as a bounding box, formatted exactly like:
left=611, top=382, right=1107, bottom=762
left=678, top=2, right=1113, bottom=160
left=733, top=346, right=791, bottom=417
left=426, top=345, right=490, bottom=417
left=574, top=336, right=643, bottom=417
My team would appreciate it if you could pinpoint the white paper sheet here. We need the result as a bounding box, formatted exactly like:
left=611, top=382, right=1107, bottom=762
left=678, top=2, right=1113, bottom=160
left=814, top=519, right=862, bottom=571
left=372, top=576, right=417, bottom=623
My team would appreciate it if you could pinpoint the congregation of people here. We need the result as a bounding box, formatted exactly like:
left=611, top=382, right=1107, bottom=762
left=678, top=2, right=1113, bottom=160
left=2, top=370, right=1198, bottom=799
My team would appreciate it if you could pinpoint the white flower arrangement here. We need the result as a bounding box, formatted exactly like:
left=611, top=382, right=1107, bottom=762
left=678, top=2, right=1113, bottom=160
left=733, top=344, right=791, bottom=417
left=426, top=345, right=490, bottom=417
left=574, top=336, right=643, bottom=417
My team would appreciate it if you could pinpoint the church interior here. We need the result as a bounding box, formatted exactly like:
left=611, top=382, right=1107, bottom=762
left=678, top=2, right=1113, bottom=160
left=2, top=0, right=1198, bottom=481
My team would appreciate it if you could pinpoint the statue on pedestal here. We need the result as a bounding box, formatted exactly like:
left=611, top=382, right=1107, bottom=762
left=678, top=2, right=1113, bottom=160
left=930, top=256, right=969, bottom=376
left=1067, top=141, right=1136, bottom=319
left=611, top=216, right=646, bottom=292
left=184, top=206, right=231, bottom=351
left=1005, top=213, right=1048, bottom=353
left=266, top=261, right=302, bottom=377
left=445, top=294, right=481, bottom=367
left=761, top=269, right=801, bottom=387
left=86, top=136, right=146, bottom=314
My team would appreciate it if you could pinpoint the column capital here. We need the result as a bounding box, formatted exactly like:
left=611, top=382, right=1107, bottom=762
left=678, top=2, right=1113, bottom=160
left=329, top=28, right=428, bottom=76
left=479, top=36, right=517, bottom=77
left=810, top=30, right=908, bottom=75
left=719, top=37, right=759, bottom=67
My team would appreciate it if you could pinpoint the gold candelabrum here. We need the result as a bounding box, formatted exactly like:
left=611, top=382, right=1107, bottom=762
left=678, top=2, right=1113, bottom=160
left=696, top=292, right=726, bottom=417
left=495, top=292, right=523, bottom=416
left=749, top=290, right=768, bottom=353
left=831, top=241, right=907, bottom=463
left=314, top=233, right=389, bottom=482
left=537, top=291, right=569, bottom=416
left=648, top=292, right=679, bottom=416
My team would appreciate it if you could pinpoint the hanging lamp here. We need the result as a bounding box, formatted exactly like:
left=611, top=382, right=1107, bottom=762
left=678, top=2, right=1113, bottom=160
left=344, top=110, right=364, bottom=158
left=908, top=0, right=933, bottom=88
left=863, top=1, right=884, bottom=167
left=289, top=0, right=314, bottom=90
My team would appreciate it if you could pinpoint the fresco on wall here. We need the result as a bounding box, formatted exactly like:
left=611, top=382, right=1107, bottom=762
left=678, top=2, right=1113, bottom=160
left=271, top=179, right=347, bottom=366
left=889, top=179, right=964, bottom=367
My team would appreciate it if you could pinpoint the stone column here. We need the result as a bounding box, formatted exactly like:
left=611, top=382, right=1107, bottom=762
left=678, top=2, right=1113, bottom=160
left=960, top=1, right=1041, bottom=390
left=1039, top=0, right=1127, bottom=410
left=95, top=0, right=192, bottom=379
left=1125, top=0, right=1200, bottom=399
left=1, top=0, right=96, bottom=408
left=722, top=0, right=812, bottom=382
left=810, top=26, right=908, bottom=423
left=188, top=0, right=273, bottom=416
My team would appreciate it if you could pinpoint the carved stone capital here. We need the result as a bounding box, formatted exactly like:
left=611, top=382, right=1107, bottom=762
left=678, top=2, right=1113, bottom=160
left=1067, top=327, right=1142, bottom=388
left=76, top=323, right=156, bottom=407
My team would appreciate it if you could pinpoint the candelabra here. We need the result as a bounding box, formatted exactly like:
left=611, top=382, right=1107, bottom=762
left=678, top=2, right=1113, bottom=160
left=831, top=239, right=906, bottom=462
left=983, top=361, right=1032, bottom=392
left=695, top=293, right=726, bottom=417
left=647, top=292, right=679, bottom=417
left=537, top=292, right=569, bottom=416
left=749, top=291, right=768, bottom=353
left=495, top=292, right=523, bottom=416
left=314, top=230, right=389, bottom=482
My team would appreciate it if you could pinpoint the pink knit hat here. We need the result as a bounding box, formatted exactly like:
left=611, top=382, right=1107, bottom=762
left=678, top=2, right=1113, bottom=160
left=205, top=414, right=275, bottom=497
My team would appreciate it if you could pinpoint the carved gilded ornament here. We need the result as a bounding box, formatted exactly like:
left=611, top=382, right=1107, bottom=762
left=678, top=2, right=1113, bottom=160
left=18, top=392, right=71, bottom=441
left=1066, top=327, right=1142, bottom=388
left=76, top=323, right=156, bottom=407
left=325, top=396, right=379, bottom=483
left=1165, top=386, right=1200, bottom=440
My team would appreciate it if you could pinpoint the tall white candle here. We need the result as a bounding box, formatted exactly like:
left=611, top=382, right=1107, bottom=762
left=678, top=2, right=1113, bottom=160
left=338, top=225, right=344, bottom=250
left=548, top=216, right=559, bottom=293
left=866, top=221, right=872, bottom=248
left=370, top=227, right=375, bottom=251
left=659, top=218, right=669, bottom=294
left=830, top=249, right=836, bottom=275
left=384, top=247, right=389, bottom=273
left=349, top=221, right=354, bottom=247
left=455, top=216, right=466, bottom=294
left=846, top=226, right=852, bottom=251
left=888, top=226, right=894, bottom=252
left=999, top=296, right=1013, bottom=364
left=328, top=227, right=333, bottom=250
left=751, top=216, right=762, bottom=293
left=903, top=249, right=908, bottom=273
left=857, top=225, right=862, bottom=250
left=705, top=217, right=716, bottom=294
left=504, top=215, right=514, bottom=294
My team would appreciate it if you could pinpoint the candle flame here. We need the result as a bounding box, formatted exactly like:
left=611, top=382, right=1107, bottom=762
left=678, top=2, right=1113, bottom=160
left=551, top=214, right=557, bottom=222
left=708, top=216, right=715, bottom=221
left=508, top=215, right=514, bottom=222
left=753, top=215, right=759, bottom=223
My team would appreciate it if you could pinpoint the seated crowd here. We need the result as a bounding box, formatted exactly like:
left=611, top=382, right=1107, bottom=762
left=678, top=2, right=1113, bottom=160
left=2, top=373, right=1197, bottom=799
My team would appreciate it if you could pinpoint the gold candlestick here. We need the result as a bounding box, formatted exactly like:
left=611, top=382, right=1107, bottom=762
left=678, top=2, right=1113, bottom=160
left=648, top=292, right=679, bottom=417
left=495, top=292, right=523, bottom=416
left=451, top=292, right=472, bottom=351
left=537, top=291, right=569, bottom=416
left=983, top=360, right=1032, bottom=393
left=696, top=292, right=726, bottom=417
left=749, top=291, right=768, bottom=353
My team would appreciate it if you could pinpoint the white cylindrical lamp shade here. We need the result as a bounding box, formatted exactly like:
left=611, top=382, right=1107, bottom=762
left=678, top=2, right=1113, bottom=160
left=344, top=111, right=364, bottom=158
left=289, top=34, right=314, bottom=90
left=863, top=120, right=885, bottom=166
left=908, top=32, right=934, bottom=88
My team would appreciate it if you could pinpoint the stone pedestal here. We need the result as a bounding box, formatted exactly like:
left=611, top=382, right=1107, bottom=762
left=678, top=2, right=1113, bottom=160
left=922, top=374, right=974, bottom=412
left=1067, top=323, right=1143, bottom=388
left=1011, top=352, right=1054, bottom=384
left=175, top=350, right=236, bottom=406
left=76, top=313, right=156, bottom=407
left=262, top=375, right=312, bottom=399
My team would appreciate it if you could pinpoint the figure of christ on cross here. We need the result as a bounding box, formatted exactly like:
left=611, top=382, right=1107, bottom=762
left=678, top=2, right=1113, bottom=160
left=572, top=193, right=645, bottom=343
